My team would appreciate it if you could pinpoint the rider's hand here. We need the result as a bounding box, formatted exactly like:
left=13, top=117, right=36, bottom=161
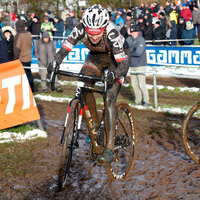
left=47, top=60, right=59, bottom=75
left=102, top=71, right=116, bottom=85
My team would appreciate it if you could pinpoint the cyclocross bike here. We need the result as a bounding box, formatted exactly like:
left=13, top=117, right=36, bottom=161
left=50, top=65, right=137, bottom=191
left=182, top=102, right=200, bottom=164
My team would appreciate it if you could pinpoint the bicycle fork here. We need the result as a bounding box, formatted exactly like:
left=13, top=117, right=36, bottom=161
left=59, top=100, right=84, bottom=149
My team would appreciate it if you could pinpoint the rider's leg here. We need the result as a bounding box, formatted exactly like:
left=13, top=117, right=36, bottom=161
left=98, top=80, right=121, bottom=164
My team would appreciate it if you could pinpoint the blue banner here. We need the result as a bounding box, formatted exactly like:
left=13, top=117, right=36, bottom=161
left=32, top=44, right=200, bottom=66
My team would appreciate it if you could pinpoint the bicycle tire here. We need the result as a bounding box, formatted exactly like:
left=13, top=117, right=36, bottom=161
left=182, top=102, right=200, bottom=164
left=105, top=102, right=137, bottom=180
left=58, top=99, right=80, bottom=191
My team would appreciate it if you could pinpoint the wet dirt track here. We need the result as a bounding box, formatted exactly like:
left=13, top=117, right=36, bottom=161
left=1, top=76, right=200, bottom=199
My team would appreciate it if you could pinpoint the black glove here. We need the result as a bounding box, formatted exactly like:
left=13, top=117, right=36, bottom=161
left=102, top=71, right=116, bottom=85
left=133, top=47, right=136, bottom=52
left=47, top=60, right=59, bottom=75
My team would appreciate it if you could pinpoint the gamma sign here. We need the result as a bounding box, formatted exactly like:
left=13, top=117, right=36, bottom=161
left=0, top=60, right=40, bottom=130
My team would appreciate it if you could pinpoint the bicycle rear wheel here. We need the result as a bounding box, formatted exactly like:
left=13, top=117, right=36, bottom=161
left=58, top=99, right=80, bottom=191
left=182, top=102, right=200, bottom=164
left=105, top=102, right=137, bottom=180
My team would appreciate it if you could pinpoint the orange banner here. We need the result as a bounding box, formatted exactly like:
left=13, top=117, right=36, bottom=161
left=0, top=60, right=40, bottom=130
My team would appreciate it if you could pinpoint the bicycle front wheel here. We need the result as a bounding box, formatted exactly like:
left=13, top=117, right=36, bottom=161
left=182, top=102, right=200, bottom=164
left=58, top=99, right=80, bottom=191
left=105, top=102, right=137, bottom=180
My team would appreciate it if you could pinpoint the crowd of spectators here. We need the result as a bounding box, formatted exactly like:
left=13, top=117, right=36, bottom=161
left=0, top=2, right=199, bottom=46
left=111, top=0, right=199, bottom=45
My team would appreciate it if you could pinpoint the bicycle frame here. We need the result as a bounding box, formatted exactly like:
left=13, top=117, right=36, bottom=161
left=56, top=70, right=108, bottom=155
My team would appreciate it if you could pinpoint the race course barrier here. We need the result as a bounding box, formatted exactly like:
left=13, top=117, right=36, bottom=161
left=0, top=60, right=40, bottom=130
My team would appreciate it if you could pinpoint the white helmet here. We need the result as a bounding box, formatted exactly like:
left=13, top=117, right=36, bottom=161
left=82, top=4, right=109, bottom=33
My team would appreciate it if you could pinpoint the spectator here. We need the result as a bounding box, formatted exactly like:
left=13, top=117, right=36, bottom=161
left=169, top=3, right=179, bottom=24
left=157, top=5, right=165, bottom=16
left=143, top=19, right=153, bottom=44
left=154, top=1, right=160, bottom=12
left=159, top=12, right=171, bottom=32
left=117, top=22, right=129, bottom=39
left=41, top=16, right=54, bottom=38
left=133, top=5, right=141, bottom=23
left=153, top=21, right=166, bottom=45
left=20, top=10, right=28, bottom=21
left=117, top=8, right=126, bottom=24
left=0, top=18, right=3, bottom=28
left=61, top=7, right=69, bottom=22
left=3, top=11, right=11, bottom=26
left=140, top=3, right=145, bottom=14
left=178, top=17, right=186, bottom=45
left=167, top=20, right=178, bottom=45
left=0, top=4, right=8, bottom=64
left=27, top=13, right=35, bottom=33
left=53, top=16, right=64, bottom=45
left=65, top=13, right=73, bottom=38
left=137, top=14, right=145, bottom=35
left=14, top=19, right=34, bottom=92
left=165, top=1, right=171, bottom=16
left=34, top=31, right=63, bottom=93
left=126, top=12, right=135, bottom=31
left=31, top=16, right=41, bottom=44
left=126, top=24, right=149, bottom=106
left=70, top=12, right=78, bottom=28
left=115, top=13, right=124, bottom=28
left=45, top=10, right=55, bottom=23
left=180, top=3, right=193, bottom=22
left=181, top=21, right=196, bottom=45
left=2, top=26, right=16, bottom=61
left=192, top=5, right=200, bottom=41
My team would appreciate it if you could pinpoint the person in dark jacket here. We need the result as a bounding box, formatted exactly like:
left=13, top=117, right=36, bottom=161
left=2, top=26, right=16, bottom=61
left=178, top=17, right=186, bottom=45
left=14, top=19, right=34, bottom=92
left=117, top=22, right=129, bottom=39
left=143, top=19, right=153, bottom=44
left=126, top=24, right=149, bottom=106
left=0, top=6, right=8, bottom=64
left=65, top=13, right=73, bottom=38
left=137, top=14, right=145, bottom=36
left=153, top=21, right=166, bottom=45
left=53, top=16, right=64, bottom=45
left=167, top=20, right=178, bottom=45
left=165, top=1, right=171, bottom=16
left=31, top=16, right=41, bottom=44
left=34, top=31, right=63, bottom=93
left=181, top=21, right=196, bottom=45
left=27, top=13, right=35, bottom=33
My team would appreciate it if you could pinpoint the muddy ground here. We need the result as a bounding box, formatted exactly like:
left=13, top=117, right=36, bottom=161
left=0, top=76, right=200, bottom=199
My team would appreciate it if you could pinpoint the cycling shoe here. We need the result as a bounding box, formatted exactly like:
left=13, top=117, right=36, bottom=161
left=97, top=148, right=115, bottom=166
left=85, top=133, right=91, bottom=143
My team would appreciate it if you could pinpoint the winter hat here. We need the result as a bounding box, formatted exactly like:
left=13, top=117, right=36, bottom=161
left=138, top=14, right=144, bottom=19
left=160, top=12, right=165, bottom=16
left=179, top=17, right=184, bottom=21
left=117, top=22, right=124, bottom=27
left=186, top=21, right=192, bottom=26
left=31, top=13, right=35, bottom=17
left=130, top=23, right=139, bottom=32
left=3, top=29, right=11, bottom=34
left=21, top=10, right=25, bottom=14
left=54, top=15, right=59, bottom=20
left=44, top=16, right=49, bottom=20
left=46, top=10, right=51, bottom=15
left=42, top=31, right=50, bottom=38
left=155, top=20, right=160, bottom=25
left=182, top=3, right=186, bottom=7
left=117, top=8, right=123, bottom=12
left=152, top=13, right=157, bottom=17
left=126, top=12, right=132, bottom=17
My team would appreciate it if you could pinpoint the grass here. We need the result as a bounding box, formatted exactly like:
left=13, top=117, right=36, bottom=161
left=0, top=124, right=38, bottom=135
left=0, top=138, right=47, bottom=178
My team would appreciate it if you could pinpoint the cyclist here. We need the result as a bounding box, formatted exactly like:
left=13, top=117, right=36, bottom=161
left=48, top=4, right=130, bottom=166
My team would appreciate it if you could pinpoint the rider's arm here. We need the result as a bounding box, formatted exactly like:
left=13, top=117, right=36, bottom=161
left=54, top=23, right=85, bottom=64
left=107, top=28, right=129, bottom=79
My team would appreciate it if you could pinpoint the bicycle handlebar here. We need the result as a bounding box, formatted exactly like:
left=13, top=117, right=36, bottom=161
left=50, top=70, right=102, bottom=91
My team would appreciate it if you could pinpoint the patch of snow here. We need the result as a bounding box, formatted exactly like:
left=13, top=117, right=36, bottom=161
left=0, top=129, right=47, bottom=143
